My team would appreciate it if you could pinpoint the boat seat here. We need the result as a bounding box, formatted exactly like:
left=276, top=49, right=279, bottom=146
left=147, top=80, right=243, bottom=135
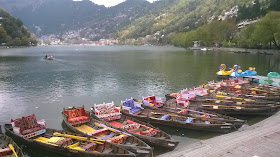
left=75, top=125, right=95, bottom=133
left=64, top=107, right=90, bottom=125
left=11, top=114, right=46, bottom=138
left=0, top=148, right=12, bottom=156
left=82, top=143, right=97, bottom=151
left=109, top=121, right=125, bottom=128
left=21, top=125, right=45, bottom=135
left=88, top=128, right=109, bottom=137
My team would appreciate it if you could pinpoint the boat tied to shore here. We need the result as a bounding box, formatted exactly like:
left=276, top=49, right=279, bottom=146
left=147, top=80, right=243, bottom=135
left=91, top=102, right=179, bottom=150
left=4, top=114, right=135, bottom=157
left=62, top=106, right=153, bottom=157
left=0, top=125, right=24, bottom=157
left=121, top=99, right=234, bottom=132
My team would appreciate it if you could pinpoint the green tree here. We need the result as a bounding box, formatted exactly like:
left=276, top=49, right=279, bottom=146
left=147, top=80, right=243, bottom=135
left=254, top=11, right=280, bottom=49
left=14, top=37, right=21, bottom=46
left=0, top=27, right=8, bottom=43
left=21, top=36, right=29, bottom=46
left=269, top=0, right=280, bottom=11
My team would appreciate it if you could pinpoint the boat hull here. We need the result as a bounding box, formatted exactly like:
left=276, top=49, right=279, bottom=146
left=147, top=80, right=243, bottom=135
left=121, top=111, right=233, bottom=133
left=4, top=124, right=135, bottom=157
left=91, top=113, right=179, bottom=150
left=61, top=111, right=153, bottom=157
left=0, top=125, right=24, bottom=157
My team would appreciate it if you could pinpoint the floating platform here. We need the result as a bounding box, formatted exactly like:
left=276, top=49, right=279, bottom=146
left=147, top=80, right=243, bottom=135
left=243, top=75, right=280, bottom=84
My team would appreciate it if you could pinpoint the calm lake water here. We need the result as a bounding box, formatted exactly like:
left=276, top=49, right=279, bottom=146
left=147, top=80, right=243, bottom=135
left=0, top=45, right=279, bottom=156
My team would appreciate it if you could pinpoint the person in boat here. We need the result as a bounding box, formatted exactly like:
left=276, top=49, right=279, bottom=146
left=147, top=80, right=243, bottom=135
left=44, top=55, right=48, bottom=59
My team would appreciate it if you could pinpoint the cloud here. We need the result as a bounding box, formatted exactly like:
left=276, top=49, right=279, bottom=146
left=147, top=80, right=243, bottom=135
left=90, top=0, right=158, bottom=7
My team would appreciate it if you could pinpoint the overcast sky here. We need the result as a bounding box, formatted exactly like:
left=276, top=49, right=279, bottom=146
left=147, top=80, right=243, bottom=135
left=90, top=0, right=158, bottom=7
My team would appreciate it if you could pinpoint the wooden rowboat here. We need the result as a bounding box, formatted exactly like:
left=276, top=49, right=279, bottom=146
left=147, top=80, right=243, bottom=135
left=135, top=98, right=246, bottom=129
left=4, top=124, right=135, bottom=157
left=62, top=107, right=152, bottom=157
left=91, top=109, right=179, bottom=150
left=121, top=108, right=233, bottom=133
left=0, top=125, right=24, bottom=157
left=158, top=101, right=246, bottom=128
left=197, top=103, right=278, bottom=115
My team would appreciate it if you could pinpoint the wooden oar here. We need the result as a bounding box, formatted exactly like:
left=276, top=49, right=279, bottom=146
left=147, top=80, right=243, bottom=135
left=94, top=123, right=131, bottom=136
left=53, top=132, right=104, bottom=144
left=202, top=104, right=244, bottom=109
left=9, top=144, right=18, bottom=157
left=216, top=95, right=243, bottom=100
left=250, top=88, right=277, bottom=94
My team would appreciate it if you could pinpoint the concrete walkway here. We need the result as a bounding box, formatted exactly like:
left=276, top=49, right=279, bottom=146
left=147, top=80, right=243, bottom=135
left=159, top=111, right=280, bottom=157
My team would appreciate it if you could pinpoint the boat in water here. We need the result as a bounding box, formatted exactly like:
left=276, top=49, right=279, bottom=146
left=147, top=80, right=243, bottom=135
left=44, top=55, right=54, bottom=60
left=4, top=114, right=135, bottom=157
left=121, top=99, right=234, bottom=133
left=0, top=125, right=24, bottom=157
left=91, top=102, right=179, bottom=150
left=62, top=106, right=152, bottom=157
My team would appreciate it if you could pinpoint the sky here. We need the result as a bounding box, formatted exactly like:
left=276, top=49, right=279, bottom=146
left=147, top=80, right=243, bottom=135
left=89, top=0, right=158, bottom=7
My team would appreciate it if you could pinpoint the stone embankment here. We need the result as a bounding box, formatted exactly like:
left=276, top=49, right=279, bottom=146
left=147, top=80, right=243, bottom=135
left=159, top=111, right=280, bottom=157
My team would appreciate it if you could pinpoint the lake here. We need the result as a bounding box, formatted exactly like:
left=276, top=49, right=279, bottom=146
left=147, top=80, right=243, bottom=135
left=0, top=45, right=279, bottom=156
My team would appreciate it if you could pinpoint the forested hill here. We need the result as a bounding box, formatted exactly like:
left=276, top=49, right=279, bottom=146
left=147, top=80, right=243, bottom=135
left=0, top=0, right=279, bottom=45
left=0, top=8, right=37, bottom=46
left=0, top=0, right=152, bottom=40
left=117, top=0, right=267, bottom=39
left=0, top=0, right=257, bottom=39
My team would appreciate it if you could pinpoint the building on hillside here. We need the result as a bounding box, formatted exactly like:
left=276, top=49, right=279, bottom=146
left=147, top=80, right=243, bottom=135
left=237, top=19, right=260, bottom=29
left=193, top=41, right=200, bottom=47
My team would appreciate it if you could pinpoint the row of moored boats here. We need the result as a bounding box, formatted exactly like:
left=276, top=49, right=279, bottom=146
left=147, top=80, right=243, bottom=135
left=1, top=77, right=280, bottom=157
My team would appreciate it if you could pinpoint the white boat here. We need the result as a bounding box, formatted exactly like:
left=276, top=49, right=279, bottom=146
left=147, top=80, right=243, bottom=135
left=201, top=48, right=207, bottom=51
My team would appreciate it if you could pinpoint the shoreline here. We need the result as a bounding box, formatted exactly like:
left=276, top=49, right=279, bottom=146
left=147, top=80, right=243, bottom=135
left=159, top=111, right=280, bottom=157
left=190, top=47, right=280, bottom=54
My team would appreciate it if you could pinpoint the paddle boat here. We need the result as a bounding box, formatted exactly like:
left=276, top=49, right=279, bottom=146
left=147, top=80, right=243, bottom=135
left=230, top=65, right=256, bottom=77
left=243, top=67, right=257, bottom=76
left=216, top=64, right=233, bottom=76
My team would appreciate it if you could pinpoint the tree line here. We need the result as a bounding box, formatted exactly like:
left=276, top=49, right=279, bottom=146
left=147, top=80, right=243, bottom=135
left=0, top=8, right=37, bottom=46
left=169, top=0, right=280, bottom=50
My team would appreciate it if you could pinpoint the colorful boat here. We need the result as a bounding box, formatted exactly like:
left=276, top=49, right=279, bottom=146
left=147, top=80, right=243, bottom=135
left=0, top=125, right=24, bottom=157
left=216, top=64, right=233, bottom=76
left=4, top=115, right=135, bottom=157
left=62, top=106, right=152, bottom=157
left=91, top=102, right=179, bottom=150
left=121, top=99, right=236, bottom=132
left=230, top=65, right=257, bottom=77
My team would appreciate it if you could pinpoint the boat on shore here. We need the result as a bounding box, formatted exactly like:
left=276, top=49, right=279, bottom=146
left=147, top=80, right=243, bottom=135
left=0, top=125, right=24, bottom=157
left=91, top=102, right=179, bottom=150
left=62, top=106, right=152, bottom=157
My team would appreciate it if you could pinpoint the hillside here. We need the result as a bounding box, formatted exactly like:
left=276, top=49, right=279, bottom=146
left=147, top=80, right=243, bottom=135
left=0, top=0, right=278, bottom=46
left=0, top=8, right=37, bottom=46
left=0, top=0, right=152, bottom=40
left=117, top=0, right=258, bottom=39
